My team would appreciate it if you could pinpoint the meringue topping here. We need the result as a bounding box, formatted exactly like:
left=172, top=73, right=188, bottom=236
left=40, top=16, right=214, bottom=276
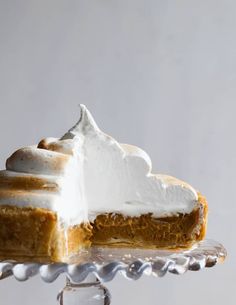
left=0, top=105, right=198, bottom=225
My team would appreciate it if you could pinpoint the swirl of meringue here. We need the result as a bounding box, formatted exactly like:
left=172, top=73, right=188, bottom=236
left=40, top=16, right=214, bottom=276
left=0, top=104, right=199, bottom=226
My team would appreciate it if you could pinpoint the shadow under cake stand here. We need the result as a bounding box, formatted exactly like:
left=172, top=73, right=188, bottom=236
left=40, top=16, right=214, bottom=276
left=0, top=239, right=226, bottom=304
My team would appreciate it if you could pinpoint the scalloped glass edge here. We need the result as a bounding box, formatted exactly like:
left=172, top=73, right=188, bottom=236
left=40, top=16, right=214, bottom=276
left=0, top=239, right=226, bottom=283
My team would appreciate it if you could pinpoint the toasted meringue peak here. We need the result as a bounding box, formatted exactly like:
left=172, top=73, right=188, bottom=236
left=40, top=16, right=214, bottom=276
left=61, top=104, right=100, bottom=140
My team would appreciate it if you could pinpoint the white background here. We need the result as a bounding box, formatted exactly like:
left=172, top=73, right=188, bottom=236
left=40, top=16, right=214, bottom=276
left=0, top=0, right=235, bottom=304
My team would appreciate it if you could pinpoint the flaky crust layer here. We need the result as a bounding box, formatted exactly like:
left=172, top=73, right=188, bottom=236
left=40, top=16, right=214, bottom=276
left=0, top=206, right=92, bottom=263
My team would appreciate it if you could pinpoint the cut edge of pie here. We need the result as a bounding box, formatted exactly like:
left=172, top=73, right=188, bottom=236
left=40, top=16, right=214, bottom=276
left=0, top=193, right=207, bottom=263
left=91, top=192, right=208, bottom=250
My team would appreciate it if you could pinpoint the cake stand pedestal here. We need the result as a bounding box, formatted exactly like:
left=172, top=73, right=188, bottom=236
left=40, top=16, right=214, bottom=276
left=57, top=275, right=111, bottom=305
left=0, top=239, right=226, bottom=305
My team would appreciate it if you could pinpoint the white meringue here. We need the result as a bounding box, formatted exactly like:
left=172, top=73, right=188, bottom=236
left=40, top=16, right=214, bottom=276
left=0, top=105, right=198, bottom=225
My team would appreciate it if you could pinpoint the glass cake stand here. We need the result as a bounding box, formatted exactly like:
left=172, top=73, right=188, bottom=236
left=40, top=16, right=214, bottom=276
left=0, top=239, right=226, bottom=305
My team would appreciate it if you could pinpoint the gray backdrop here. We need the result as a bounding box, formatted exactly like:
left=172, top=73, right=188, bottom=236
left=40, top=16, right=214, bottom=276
left=0, top=0, right=234, bottom=304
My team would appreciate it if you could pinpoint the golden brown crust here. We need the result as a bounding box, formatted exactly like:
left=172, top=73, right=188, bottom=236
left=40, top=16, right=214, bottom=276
left=0, top=206, right=92, bottom=263
left=197, top=192, right=208, bottom=240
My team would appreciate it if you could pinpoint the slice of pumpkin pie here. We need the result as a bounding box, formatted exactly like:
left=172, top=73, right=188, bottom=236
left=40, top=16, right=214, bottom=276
left=0, top=105, right=207, bottom=262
